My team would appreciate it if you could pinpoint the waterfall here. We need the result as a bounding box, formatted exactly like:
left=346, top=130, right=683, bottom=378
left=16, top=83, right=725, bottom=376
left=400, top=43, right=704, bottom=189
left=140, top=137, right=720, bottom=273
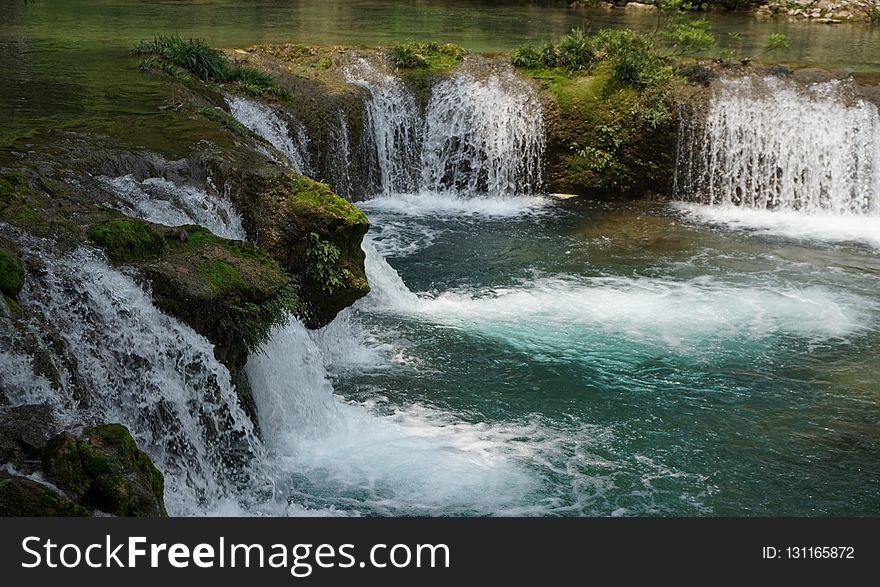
left=7, top=240, right=266, bottom=514
left=344, top=59, right=423, bottom=195
left=225, top=93, right=311, bottom=175
left=98, top=175, right=246, bottom=240
left=675, top=76, right=880, bottom=215
left=345, top=57, right=545, bottom=197
left=421, top=66, right=545, bottom=196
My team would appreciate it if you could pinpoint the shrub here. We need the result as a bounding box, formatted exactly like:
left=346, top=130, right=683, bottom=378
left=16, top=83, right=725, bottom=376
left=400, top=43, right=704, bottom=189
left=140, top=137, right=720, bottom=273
left=390, top=42, right=467, bottom=69
left=134, top=35, right=290, bottom=99
left=511, top=45, right=541, bottom=69
left=390, top=44, right=429, bottom=68
left=557, top=28, right=595, bottom=71
left=539, top=42, right=560, bottom=68
left=662, top=18, right=715, bottom=55
left=594, top=29, right=671, bottom=88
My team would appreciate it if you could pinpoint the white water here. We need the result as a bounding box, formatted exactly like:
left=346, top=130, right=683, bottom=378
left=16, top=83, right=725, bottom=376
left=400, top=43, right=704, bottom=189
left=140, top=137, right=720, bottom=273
left=675, top=202, right=880, bottom=249
left=421, top=66, right=545, bottom=196
left=359, top=240, right=873, bottom=352
left=98, top=175, right=246, bottom=240
left=12, top=243, right=264, bottom=514
left=245, top=318, right=551, bottom=515
left=675, top=76, right=880, bottom=246
left=345, top=57, right=546, bottom=198
left=344, top=59, right=423, bottom=194
left=225, top=93, right=311, bottom=174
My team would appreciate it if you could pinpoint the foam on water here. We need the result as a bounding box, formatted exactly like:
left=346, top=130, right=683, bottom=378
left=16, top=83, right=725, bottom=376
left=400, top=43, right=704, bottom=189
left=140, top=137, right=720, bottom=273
left=674, top=202, right=880, bottom=249
left=360, top=191, right=551, bottom=218
left=246, top=319, right=554, bottom=515
left=360, top=242, right=873, bottom=351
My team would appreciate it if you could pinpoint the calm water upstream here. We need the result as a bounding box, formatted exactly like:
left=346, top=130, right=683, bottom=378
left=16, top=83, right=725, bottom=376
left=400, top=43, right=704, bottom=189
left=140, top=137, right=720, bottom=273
left=3, top=0, right=880, bottom=143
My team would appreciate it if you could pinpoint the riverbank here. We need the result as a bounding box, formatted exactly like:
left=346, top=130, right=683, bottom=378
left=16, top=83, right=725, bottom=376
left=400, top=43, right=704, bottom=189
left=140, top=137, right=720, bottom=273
left=577, top=0, right=880, bottom=24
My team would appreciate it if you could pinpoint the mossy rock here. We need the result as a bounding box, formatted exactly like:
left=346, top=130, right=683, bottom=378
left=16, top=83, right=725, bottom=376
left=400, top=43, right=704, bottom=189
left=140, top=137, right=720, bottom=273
left=0, top=172, right=43, bottom=227
left=524, top=65, right=676, bottom=198
left=87, top=218, right=167, bottom=264
left=239, top=173, right=369, bottom=328
left=0, top=471, right=93, bottom=517
left=43, top=424, right=167, bottom=517
left=142, top=225, right=302, bottom=369
left=0, top=172, right=33, bottom=207
left=88, top=218, right=301, bottom=371
left=0, top=247, right=24, bottom=298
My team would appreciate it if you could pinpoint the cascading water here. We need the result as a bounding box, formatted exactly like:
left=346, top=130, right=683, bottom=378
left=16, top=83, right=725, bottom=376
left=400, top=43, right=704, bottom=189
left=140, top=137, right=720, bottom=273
left=345, top=57, right=545, bottom=197
left=674, top=76, right=880, bottom=246
left=7, top=239, right=266, bottom=515
left=344, top=59, right=423, bottom=195
left=225, top=93, right=311, bottom=175
left=421, top=65, right=545, bottom=196
left=98, top=175, right=246, bottom=240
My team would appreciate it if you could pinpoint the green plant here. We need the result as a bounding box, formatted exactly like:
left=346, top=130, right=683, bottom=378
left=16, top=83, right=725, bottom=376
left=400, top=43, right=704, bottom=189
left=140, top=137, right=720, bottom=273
left=390, top=44, right=429, bottom=68
left=389, top=42, right=466, bottom=70
left=594, top=29, right=672, bottom=88
left=304, top=232, right=351, bottom=293
left=662, top=18, right=715, bottom=55
left=511, top=45, right=541, bottom=69
left=557, top=28, right=595, bottom=71
left=134, top=35, right=290, bottom=99
left=539, top=42, right=560, bottom=68
left=135, top=36, right=227, bottom=80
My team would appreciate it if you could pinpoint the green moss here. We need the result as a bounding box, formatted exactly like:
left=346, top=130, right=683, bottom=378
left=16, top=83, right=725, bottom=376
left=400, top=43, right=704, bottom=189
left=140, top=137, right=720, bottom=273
left=274, top=175, right=368, bottom=226
left=88, top=219, right=167, bottom=264
left=198, top=258, right=248, bottom=292
left=0, top=172, right=32, bottom=206
left=2, top=294, right=22, bottom=316
left=167, top=225, right=282, bottom=269
left=0, top=247, right=23, bottom=297
left=0, top=472, right=93, bottom=517
left=521, top=64, right=675, bottom=196
left=44, top=425, right=167, bottom=517
left=82, top=424, right=167, bottom=517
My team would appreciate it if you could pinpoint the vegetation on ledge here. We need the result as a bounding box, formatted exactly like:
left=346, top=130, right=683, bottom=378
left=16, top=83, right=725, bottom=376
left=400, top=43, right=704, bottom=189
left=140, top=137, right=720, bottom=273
left=513, top=28, right=678, bottom=196
left=229, top=172, right=370, bottom=328
left=390, top=42, right=467, bottom=71
left=135, top=35, right=290, bottom=99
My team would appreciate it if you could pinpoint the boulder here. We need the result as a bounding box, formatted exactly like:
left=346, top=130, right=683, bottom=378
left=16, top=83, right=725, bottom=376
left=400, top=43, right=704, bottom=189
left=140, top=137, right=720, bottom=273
left=43, top=423, right=167, bottom=517
left=0, top=471, right=93, bottom=517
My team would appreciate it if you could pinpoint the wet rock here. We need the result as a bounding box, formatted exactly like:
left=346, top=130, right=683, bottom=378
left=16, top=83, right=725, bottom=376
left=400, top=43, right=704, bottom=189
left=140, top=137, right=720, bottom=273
left=0, top=404, right=57, bottom=472
left=0, top=471, right=93, bottom=517
left=43, top=424, right=167, bottom=517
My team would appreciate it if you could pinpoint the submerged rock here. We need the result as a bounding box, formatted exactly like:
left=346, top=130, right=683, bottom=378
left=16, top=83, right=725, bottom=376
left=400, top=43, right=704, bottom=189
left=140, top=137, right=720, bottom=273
left=43, top=424, right=167, bottom=517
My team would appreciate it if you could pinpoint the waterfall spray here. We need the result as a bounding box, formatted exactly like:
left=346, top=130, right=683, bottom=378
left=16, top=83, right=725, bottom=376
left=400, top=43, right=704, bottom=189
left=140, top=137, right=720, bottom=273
left=675, top=76, right=880, bottom=215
